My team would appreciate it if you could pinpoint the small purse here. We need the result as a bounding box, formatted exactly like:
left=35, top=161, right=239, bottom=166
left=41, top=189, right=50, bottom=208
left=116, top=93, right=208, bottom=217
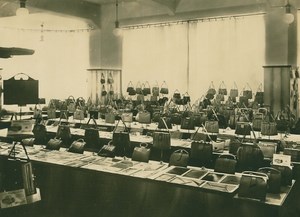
left=132, top=143, right=151, bottom=163
left=21, top=138, right=35, bottom=146
left=142, top=81, right=151, bottom=95
left=107, top=71, right=114, bottom=84
left=68, top=138, right=86, bottom=154
left=152, top=81, right=160, bottom=96
left=100, top=72, right=105, bottom=84
left=73, top=101, right=85, bottom=121
left=218, top=81, right=227, bottom=95
left=101, top=84, right=107, bottom=96
left=32, top=123, right=47, bottom=145
left=98, top=141, right=115, bottom=158
left=169, top=149, right=189, bottom=167
left=242, top=83, right=253, bottom=99
left=135, top=81, right=143, bottom=95
left=46, top=137, right=62, bottom=150
left=229, top=82, right=239, bottom=98
left=207, top=81, right=216, bottom=95
left=121, top=112, right=133, bottom=123
left=160, top=81, right=169, bottom=95
left=127, top=81, right=136, bottom=96
left=153, top=118, right=171, bottom=150
left=254, top=83, right=264, bottom=104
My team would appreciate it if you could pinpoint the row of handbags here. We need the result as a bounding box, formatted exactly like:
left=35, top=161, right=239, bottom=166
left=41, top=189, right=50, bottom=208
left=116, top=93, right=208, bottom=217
left=126, top=81, right=168, bottom=96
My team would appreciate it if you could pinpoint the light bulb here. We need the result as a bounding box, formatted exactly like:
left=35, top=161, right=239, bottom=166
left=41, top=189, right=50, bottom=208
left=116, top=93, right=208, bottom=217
left=113, top=21, right=122, bottom=37
left=16, top=7, right=29, bottom=16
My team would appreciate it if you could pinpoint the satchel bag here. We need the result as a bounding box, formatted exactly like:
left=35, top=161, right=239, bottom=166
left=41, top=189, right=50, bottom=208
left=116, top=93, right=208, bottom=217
left=214, top=154, right=237, bottom=174
left=152, top=132, right=171, bottom=150
left=0, top=142, right=40, bottom=208
left=138, top=111, right=151, bottom=124
left=68, top=138, right=86, bottom=154
left=235, top=122, right=251, bottom=136
left=98, top=141, right=116, bottom=158
left=84, top=118, right=100, bottom=150
left=218, top=81, right=227, bottom=95
left=204, top=120, right=219, bottom=133
left=132, top=143, right=151, bottom=163
left=112, top=119, right=131, bottom=157
left=237, top=143, right=264, bottom=171
left=258, top=167, right=281, bottom=194
left=238, top=171, right=268, bottom=201
left=160, top=81, right=169, bottom=95
left=252, top=113, right=263, bottom=131
left=257, top=142, right=277, bottom=159
left=56, top=123, right=71, bottom=141
left=46, top=137, right=62, bottom=150
left=32, top=123, right=47, bottom=145
left=212, top=139, right=225, bottom=152
left=190, top=141, right=213, bottom=166
left=105, top=112, right=115, bottom=124
left=180, top=117, right=195, bottom=130
left=169, top=149, right=189, bottom=167
left=271, top=164, right=293, bottom=186
left=283, top=148, right=300, bottom=162
left=276, top=112, right=289, bottom=133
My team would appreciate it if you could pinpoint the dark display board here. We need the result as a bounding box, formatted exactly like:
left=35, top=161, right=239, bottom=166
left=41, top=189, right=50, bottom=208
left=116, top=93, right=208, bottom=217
left=3, top=73, right=39, bottom=106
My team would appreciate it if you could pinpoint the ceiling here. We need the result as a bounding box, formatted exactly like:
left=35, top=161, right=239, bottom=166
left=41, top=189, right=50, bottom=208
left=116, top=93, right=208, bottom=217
left=0, top=0, right=298, bottom=27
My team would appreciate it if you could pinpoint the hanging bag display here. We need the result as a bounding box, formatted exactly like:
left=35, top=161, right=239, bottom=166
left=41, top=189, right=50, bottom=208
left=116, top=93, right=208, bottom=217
left=142, top=81, right=151, bottom=95
left=242, top=83, right=253, bottom=99
left=229, top=82, right=239, bottom=98
left=160, top=81, right=169, bottom=95
left=100, top=72, right=105, bottom=84
left=218, top=81, right=227, bottom=95
left=0, top=142, right=41, bottom=208
left=126, top=81, right=136, bottom=96
left=169, top=149, right=189, bottom=167
left=254, top=83, right=264, bottom=104
left=135, top=81, right=143, bottom=95
left=152, top=81, right=160, bottom=96
left=172, top=89, right=182, bottom=105
left=68, top=138, right=86, bottom=154
left=132, top=143, right=151, bottom=163
left=238, top=171, right=268, bottom=201
left=107, top=71, right=114, bottom=84
left=182, top=92, right=191, bottom=105
left=101, top=84, right=107, bottom=96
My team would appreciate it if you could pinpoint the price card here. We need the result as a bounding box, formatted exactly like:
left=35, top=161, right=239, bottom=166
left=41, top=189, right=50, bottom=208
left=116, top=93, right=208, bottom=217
left=273, top=154, right=291, bottom=167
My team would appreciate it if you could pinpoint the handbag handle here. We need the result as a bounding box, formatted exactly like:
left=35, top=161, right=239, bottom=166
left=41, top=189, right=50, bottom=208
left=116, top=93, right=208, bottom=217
left=218, top=153, right=236, bottom=160
left=242, top=171, right=269, bottom=180
left=139, top=143, right=149, bottom=148
left=232, top=82, right=238, bottom=89
left=173, top=149, right=189, bottom=155
left=113, top=119, right=129, bottom=133
left=159, top=117, right=170, bottom=132
left=219, top=81, right=226, bottom=89
left=76, top=138, right=85, bottom=143
left=258, top=167, right=281, bottom=174
left=200, top=124, right=214, bottom=142
left=208, top=81, right=215, bottom=89
left=87, top=116, right=98, bottom=127
left=161, top=80, right=168, bottom=89
left=11, top=73, right=34, bottom=80
left=256, top=83, right=263, bottom=92
left=68, top=95, right=76, bottom=102
left=8, top=141, right=30, bottom=161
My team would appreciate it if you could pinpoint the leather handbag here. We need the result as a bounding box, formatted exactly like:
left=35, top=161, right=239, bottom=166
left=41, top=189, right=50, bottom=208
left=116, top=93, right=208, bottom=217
left=212, top=140, right=225, bottom=152
left=236, top=143, right=264, bottom=171
left=127, top=81, right=136, bottom=96
left=138, top=111, right=151, bottom=124
left=182, top=92, right=191, bottom=105
left=271, top=164, right=293, bottom=186
left=160, top=81, right=169, bottom=95
left=169, top=149, right=189, bottom=167
left=152, top=82, right=160, bottom=96
left=100, top=72, right=105, bottom=84
left=152, top=132, right=171, bottom=150
left=238, top=96, right=248, bottom=107
left=67, top=96, right=76, bottom=113
left=21, top=138, right=35, bottom=146
left=68, top=138, right=86, bottom=154
left=73, top=107, right=85, bottom=120
left=257, top=142, right=277, bottom=159
left=204, top=120, right=219, bottom=133
left=46, top=137, right=62, bottom=150
left=56, top=123, right=71, bottom=141
left=207, top=81, right=216, bottom=95
left=47, top=108, right=56, bottom=119
left=105, top=112, right=116, bottom=124
left=98, top=141, right=116, bottom=158
left=254, top=83, right=264, bottom=104
left=261, top=121, right=277, bottom=136
left=170, top=112, right=182, bottom=125
left=101, top=84, right=107, bottom=96
left=84, top=118, right=99, bottom=150
left=283, top=148, right=300, bottom=162
left=132, top=143, right=151, bottom=163
left=158, top=117, right=172, bottom=129
left=242, top=83, right=253, bottom=99
left=190, top=141, right=213, bottom=166
left=218, top=81, right=227, bottom=95
left=214, top=153, right=237, bottom=174
left=33, top=105, right=42, bottom=119
left=276, top=112, right=289, bottom=133
left=180, top=116, right=195, bottom=130
left=235, top=122, right=251, bottom=135
left=252, top=113, right=263, bottom=131
left=2, top=142, right=40, bottom=204
left=136, top=81, right=143, bottom=94
left=238, top=171, right=268, bottom=201
left=32, top=123, right=47, bottom=145
left=121, top=112, right=133, bottom=123
left=112, top=119, right=131, bottom=157
left=258, top=167, right=281, bottom=194
left=229, top=82, right=239, bottom=98
left=107, top=71, right=114, bottom=84
left=142, top=81, right=151, bottom=95
left=229, top=139, right=242, bottom=155
left=173, top=89, right=182, bottom=105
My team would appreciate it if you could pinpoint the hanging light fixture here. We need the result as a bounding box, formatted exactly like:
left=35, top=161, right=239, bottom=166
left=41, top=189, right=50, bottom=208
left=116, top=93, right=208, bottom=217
left=16, top=0, right=29, bottom=16
left=113, top=0, right=122, bottom=36
left=283, top=0, right=294, bottom=24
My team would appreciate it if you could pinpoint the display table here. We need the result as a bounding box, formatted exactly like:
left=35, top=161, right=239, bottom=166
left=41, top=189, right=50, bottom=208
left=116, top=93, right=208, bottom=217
left=0, top=143, right=298, bottom=217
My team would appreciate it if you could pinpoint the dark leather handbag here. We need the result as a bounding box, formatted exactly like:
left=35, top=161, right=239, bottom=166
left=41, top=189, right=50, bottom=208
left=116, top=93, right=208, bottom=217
left=190, top=141, right=213, bottom=166
left=283, top=148, right=300, bottom=162
left=204, top=120, right=219, bottom=133
left=207, top=81, right=216, bottom=95
left=68, top=138, right=86, bottom=154
left=46, top=137, right=62, bottom=150
left=138, top=111, right=151, bottom=124
left=112, top=120, right=131, bottom=157
left=242, top=83, right=253, bottom=99
left=153, top=131, right=171, bottom=150
left=238, top=171, right=268, bottom=201
left=237, top=143, right=264, bottom=171
left=170, top=112, right=182, bottom=125
left=135, top=82, right=143, bottom=94
left=235, top=122, right=251, bottom=135
left=261, top=121, right=277, bottom=136
left=158, top=117, right=172, bottom=129
left=84, top=118, right=100, bottom=150
left=127, top=81, right=136, bottom=96
left=214, top=153, right=237, bottom=174
left=258, top=167, right=281, bottom=194
left=218, top=81, right=227, bottom=95
left=229, top=139, right=242, bottom=155
left=160, top=81, right=169, bottom=94
left=229, top=82, right=238, bottom=98
left=169, top=149, right=189, bottom=167
left=132, top=143, right=151, bottom=163
left=252, top=113, right=263, bottom=131
left=271, top=164, right=293, bottom=186
left=32, top=123, right=47, bottom=145
left=180, top=116, right=195, bottom=130
left=56, top=123, right=71, bottom=141
left=98, top=141, right=115, bottom=158
left=105, top=112, right=116, bottom=124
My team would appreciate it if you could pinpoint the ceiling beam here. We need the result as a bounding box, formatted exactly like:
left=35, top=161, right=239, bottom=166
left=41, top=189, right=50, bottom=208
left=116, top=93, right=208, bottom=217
left=151, top=0, right=181, bottom=15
